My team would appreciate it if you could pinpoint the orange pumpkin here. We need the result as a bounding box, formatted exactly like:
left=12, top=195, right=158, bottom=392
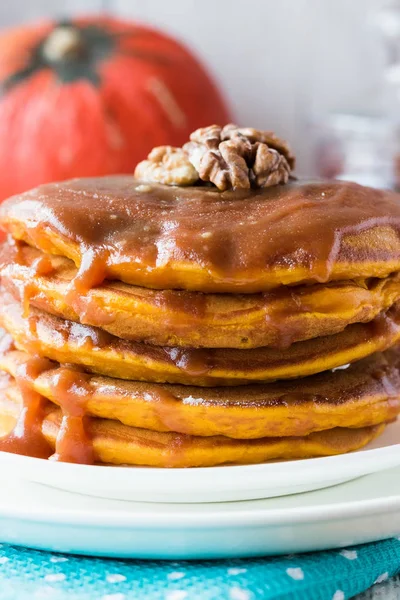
left=0, top=16, right=231, bottom=199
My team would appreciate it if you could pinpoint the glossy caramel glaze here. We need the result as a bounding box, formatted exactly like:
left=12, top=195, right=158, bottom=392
left=0, top=355, right=53, bottom=458
left=48, top=367, right=94, bottom=464
left=3, top=244, right=400, bottom=349
left=1, top=346, right=400, bottom=439
left=0, top=376, right=387, bottom=467
left=0, top=334, right=94, bottom=464
left=2, top=291, right=400, bottom=385
left=2, top=177, right=400, bottom=292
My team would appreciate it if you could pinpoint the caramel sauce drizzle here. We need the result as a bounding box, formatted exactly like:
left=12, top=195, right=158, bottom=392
left=66, top=246, right=110, bottom=299
left=3, top=178, right=400, bottom=296
left=0, top=241, right=55, bottom=318
left=0, top=338, right=94, bottom=464
left=67, top=292, right=116, bottom=328
left=0, top=359, right=95, bottom=464
left=0, top=246, right=58, bottom=458
left=163, top=346, right=213, bottom=377
left=0, top=356, right=53, bottom=459
left=49, top=368, right=94, bottom=464
left=20, top=255, right=55, bottom=318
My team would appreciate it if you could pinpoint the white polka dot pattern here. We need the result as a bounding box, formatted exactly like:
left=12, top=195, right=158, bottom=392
left=374, top=572, right=389, bottom=584
left=0, top=539, right=395, bottom=599
left=228, top=568, right=248, bottom=576
left=339, top=550, right=358, bottom=560
left=44, top=574, right=66, bottom=583
left=286, top=567, right=305, bottom=580
left=165, top=591, right=187, bottom=600
left=106, top=574, right=127, bottom=584
left=229, top=587, right=251, bottom=600
left=167, top=572, right=185, bottom=581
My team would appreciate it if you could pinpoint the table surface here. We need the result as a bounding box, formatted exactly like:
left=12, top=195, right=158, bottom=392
left=356, top=576, right=400, bottom=598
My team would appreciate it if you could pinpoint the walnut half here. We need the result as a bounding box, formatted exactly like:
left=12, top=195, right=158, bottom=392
left=134, top=124, right=295, bottom=191
left=183, top=124, right=294, bottom=191
left=134, top=146, right=199, bottom=186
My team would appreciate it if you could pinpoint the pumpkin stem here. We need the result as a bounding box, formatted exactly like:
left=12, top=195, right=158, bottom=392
left=42, top=25, right=85, bottom=63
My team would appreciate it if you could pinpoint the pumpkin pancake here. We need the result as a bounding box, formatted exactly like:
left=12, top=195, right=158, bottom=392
left=2, top=178, right=400, bottom=294
left=0, top=375, right=387, bottom=467
left=1, top=345, right=399, bottom=439
left=2, top=291, right=400, bottom=385
left=3, top=244, right=400, bottom=349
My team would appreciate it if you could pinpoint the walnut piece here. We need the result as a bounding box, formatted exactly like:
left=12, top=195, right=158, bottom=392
left=134, top=125, right=295, bottom=191
left=183, top=124, right=294, bottom=191
left=222, top=124, right=295, bottom=169
left=134, top=146, right=199, bottom=186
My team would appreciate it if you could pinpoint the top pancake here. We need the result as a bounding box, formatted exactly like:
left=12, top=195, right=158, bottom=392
left=2, top=177, right=400, bottom=293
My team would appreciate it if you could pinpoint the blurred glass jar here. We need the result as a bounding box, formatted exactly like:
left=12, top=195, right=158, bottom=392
left=372, top=0, right=400, bottom=189
left=313, top=113, right=397, bottom=189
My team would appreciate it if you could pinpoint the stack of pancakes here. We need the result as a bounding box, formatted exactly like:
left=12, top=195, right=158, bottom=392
left=1, top=175, right=400, bottom=466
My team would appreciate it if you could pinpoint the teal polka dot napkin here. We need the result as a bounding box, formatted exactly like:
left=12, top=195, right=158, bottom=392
left=0, top=538, right=400, bottom=600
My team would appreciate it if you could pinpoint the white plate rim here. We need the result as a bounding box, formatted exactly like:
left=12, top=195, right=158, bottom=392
left=2, top=484, right=400, bottom=529
left=1, top=439, right=399, bottom=484
left=1, top=425, right=400, bottom=506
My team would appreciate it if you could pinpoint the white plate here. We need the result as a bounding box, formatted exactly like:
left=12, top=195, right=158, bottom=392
left=1, top=466, right=400, bottom=558
left=0, top=420, right=400, bottom=502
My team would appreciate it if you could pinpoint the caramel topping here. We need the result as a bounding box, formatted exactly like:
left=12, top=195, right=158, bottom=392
left=49, top=368, right=94, bottom=464
left=0, top=240, right=55, bottom=320
left=0, top=356, right=53, bottom=458
left=3, top=178, right=400, bottom=294
left=0, top=328, right=94, bottom=464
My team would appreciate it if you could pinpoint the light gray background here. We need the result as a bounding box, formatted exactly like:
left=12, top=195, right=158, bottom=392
left=0, top=0, right=387, bottom=173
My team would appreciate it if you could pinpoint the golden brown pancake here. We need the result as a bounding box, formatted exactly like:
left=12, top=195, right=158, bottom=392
left=1, top=346, right=399, bottom=439
left=4, top=244, right=400, bottom=349
left=0, top=376, right=386, bottom=467
left=2, top=291, right=400, bottom=385
left=2, top=178, right=400, bottom=293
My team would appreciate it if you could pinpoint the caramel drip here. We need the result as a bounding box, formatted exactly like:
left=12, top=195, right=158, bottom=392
left=3, top=178, right=400, bottom=293
left=66, top=247, right=110, bottom=297
left=66, top=291, right=115, bottom=328
left=262, top=288, right=315, bottom=349
left=0, top=303, right=94, bottom=463
left=20, top=254, right=55, bottom=318
left=142, top=386, right=187, bottom=433
left=0, top=243, right=55, bottom=318
left=163, top=347, right=213, bottom=377
left=0, top=358, right=95, bottom=464
left=49, top=368, right=94, bottom=465
left=0, top=357, right=53, bottom=458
